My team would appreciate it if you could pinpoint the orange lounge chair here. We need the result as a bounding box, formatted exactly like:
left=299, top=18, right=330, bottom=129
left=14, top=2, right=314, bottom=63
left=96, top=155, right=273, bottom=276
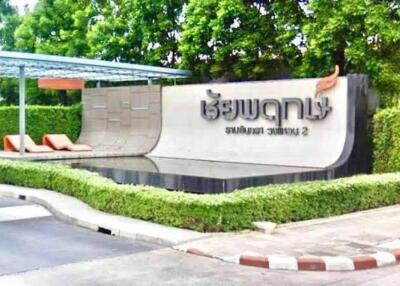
left=43, top=134, right=92, bottom=152
left=4, top=135, right=54, bottom=153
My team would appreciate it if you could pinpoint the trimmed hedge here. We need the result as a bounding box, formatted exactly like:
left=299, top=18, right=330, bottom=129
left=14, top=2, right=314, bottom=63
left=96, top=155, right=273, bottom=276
left=373, top=107, right=400, bottom=173
left=0, top=159, right=399, bottom=232
left=0, top=105, right=81, bottom=148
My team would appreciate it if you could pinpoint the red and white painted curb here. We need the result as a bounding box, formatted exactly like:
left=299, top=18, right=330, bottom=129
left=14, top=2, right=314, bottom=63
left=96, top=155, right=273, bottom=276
left=178, top=241, right=400, bottom=272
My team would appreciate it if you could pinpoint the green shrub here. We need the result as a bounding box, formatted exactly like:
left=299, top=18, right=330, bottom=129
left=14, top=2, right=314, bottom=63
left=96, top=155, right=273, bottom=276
left=373, top=107, right=400, bottom=172
left=0, top=105, right=81, bottom=148
left=0, top=159, right=399, bottom=232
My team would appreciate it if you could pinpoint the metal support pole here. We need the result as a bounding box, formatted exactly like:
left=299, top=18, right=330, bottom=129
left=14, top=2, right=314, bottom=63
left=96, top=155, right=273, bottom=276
left=96, top=81, right=101, bottom=88
left=19, top=66, right=26, bottom=156
left=147, top=78, right=153, bottom=85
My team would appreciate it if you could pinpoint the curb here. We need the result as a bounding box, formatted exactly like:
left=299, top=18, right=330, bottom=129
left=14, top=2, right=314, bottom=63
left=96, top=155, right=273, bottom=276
left=2, top=184, right=400, bottom=272
left=0, top=184, right=207, bottom=247
left=179, top=248, right=400, bottom=272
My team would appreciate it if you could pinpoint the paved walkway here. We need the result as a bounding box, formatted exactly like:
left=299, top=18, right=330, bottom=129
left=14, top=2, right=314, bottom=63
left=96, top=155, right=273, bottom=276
left=176, top=205, right=400, bottom=270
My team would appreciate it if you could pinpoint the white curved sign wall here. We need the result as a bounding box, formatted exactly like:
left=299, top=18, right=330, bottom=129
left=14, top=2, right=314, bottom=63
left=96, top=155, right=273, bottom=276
left=150, top=78, right=348, bottom=168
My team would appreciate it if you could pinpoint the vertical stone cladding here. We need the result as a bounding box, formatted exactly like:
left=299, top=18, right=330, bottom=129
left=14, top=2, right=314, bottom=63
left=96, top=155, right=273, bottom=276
left=78, top=85, right=161, bottom=155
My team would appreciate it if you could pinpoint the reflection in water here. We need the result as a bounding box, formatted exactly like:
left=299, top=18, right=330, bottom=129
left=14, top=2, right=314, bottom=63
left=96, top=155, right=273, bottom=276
left=56, top=156, right=323, bottom=194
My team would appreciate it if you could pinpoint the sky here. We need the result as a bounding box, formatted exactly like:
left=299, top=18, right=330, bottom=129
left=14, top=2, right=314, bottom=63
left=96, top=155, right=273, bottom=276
left=10, top=0, right=38, bottom=13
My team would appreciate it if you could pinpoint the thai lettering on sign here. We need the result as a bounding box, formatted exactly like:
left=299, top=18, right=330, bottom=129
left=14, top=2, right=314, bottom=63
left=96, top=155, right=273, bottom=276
left=201, top=89, right=332, bottom=127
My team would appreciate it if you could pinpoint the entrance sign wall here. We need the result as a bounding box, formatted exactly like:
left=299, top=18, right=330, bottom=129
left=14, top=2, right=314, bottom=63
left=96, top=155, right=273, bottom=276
left=73, top=75, right=370, bottom=193
left=151, top=78, right=349, bottom=168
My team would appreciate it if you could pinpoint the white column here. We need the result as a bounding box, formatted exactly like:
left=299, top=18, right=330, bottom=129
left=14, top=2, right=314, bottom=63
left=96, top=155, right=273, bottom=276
left=19, top=65, right=26, bottom=156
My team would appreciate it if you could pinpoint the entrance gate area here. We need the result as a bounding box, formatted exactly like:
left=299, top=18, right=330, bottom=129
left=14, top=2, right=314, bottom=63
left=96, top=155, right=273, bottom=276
left=66, top=75, right=370, bottom=194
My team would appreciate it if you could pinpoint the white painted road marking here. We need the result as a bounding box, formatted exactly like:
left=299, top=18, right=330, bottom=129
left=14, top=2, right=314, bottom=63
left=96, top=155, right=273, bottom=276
left=0, top=205, right=51, bottom=222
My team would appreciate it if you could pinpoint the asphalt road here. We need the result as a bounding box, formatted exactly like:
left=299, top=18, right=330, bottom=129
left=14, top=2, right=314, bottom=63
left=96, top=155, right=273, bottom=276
left=0, top=197, right=160, bottom=276
left=0, top=196, right=400, bottom=285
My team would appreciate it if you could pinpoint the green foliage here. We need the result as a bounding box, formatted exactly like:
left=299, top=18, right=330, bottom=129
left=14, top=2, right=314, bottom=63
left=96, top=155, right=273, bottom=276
left=0, top=8, right=20, bottom=51
left=0, top=105, right=81, bottom=148
left=0, top=79, right=81, bottom=106
left=88, top=0, right=185, bottom=67
left=373, top=107, right=400, bottom=172
left=0, top=0, right=20, bottom=62
left=297, top=0, right=400, bottom=97
left=0, top=0, right=85, bottom=106
left=0, top=159, right=399, bottom=232
left=180, top=0, right=305, bottom=82
left=15, top=0, right=93, bottom=56
left=1, top=0, right=399, bottom=102
left=0, top=0, right=15, bottom=22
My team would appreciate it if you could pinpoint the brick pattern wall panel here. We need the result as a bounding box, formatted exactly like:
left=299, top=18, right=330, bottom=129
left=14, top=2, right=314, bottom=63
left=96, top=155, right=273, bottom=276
left=79, top=85, right=161, bottom=155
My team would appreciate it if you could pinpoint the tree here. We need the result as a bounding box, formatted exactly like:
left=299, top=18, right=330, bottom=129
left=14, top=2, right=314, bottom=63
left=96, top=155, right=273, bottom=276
left=0, top=1, right=19, bottom=105
left=0, top=0, right=14, bottom=19
left=8, top=0, right=94, bottom=105
left=0, top=0, right=20, bottom=51
left=297, top=0, right=400, bottom=100
left=0, top=13, right=20, bottom=51
left=88, top=0, right=186, bottom=67
left=15, top=0, right=94, bottom=56
left=179, top=0, right=306, bottom=82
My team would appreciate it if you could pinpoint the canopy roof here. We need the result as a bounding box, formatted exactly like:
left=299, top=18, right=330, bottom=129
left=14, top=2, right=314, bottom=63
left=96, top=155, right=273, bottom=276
left=0, top=51, right=191, bottom=81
